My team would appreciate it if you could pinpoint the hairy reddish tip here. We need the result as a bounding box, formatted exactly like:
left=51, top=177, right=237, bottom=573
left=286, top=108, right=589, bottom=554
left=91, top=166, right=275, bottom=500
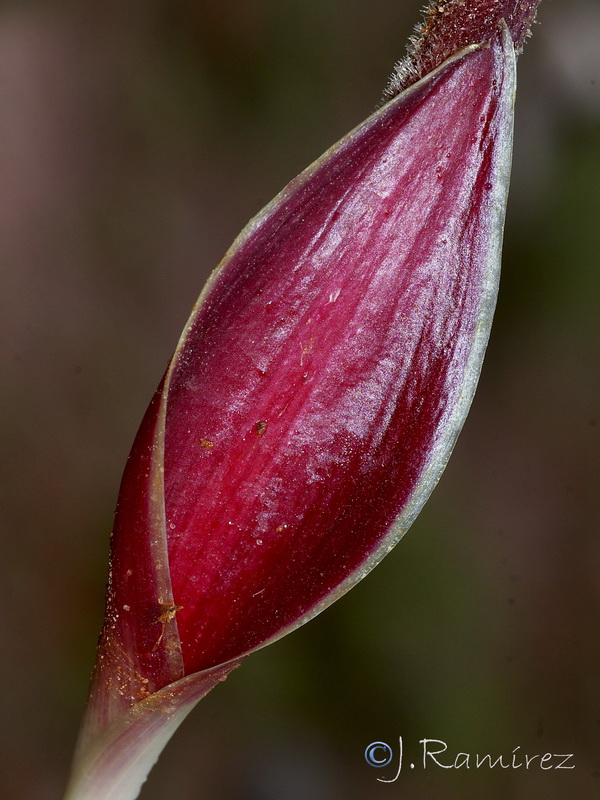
left=384, top=0, right=541, bottom=99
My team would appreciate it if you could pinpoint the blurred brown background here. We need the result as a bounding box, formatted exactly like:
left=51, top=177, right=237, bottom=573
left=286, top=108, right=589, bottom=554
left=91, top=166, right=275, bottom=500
left=1, top=1, right=599, bottom=798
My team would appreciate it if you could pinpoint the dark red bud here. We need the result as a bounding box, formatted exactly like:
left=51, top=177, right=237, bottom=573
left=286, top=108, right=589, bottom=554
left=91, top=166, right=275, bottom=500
left=61, top=4, right=544, bottom=798
left=92, top=26, right=516, bottom=724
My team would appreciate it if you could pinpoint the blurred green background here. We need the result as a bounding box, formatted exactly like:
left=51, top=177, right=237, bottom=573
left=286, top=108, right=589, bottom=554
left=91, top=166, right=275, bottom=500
left=1, top=1, right=599, bottom=798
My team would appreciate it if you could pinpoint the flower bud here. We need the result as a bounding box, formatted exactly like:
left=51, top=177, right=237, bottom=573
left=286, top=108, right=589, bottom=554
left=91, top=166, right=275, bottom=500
left=62, top=3, right=543, bottom=798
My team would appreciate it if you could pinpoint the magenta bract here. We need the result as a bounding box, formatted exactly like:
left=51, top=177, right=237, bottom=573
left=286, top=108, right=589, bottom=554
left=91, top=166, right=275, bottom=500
left=85, top=24, right=516, bottom=738
left=166, top=30, right=512, bottom=675
left=55, top=0, right=556, bottom=792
